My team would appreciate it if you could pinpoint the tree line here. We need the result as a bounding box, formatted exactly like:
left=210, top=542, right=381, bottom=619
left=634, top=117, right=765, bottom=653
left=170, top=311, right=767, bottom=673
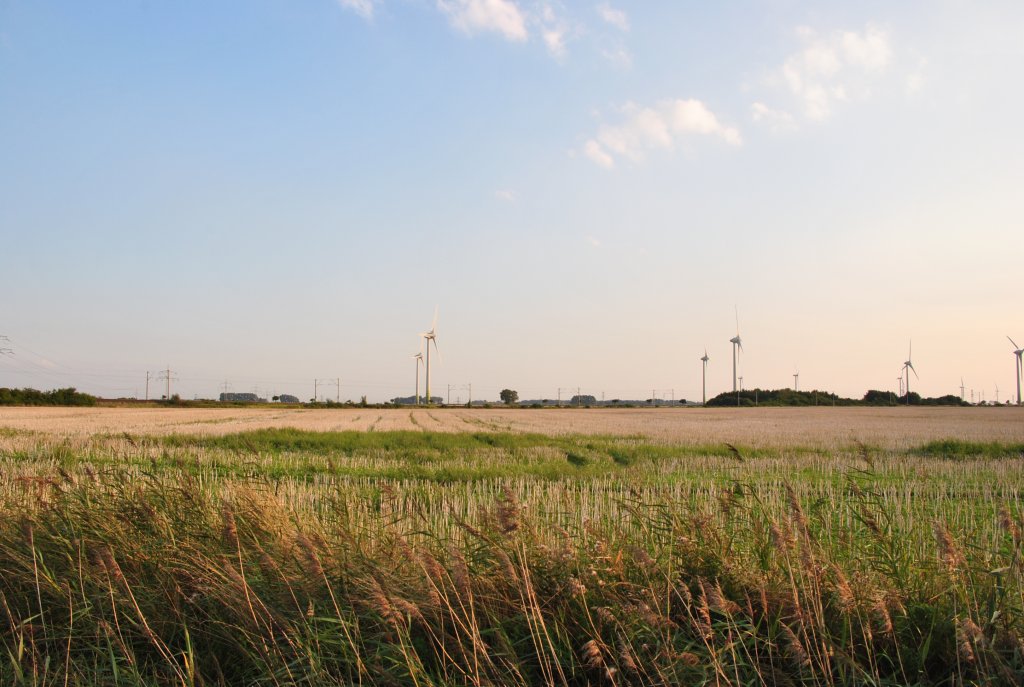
left=0, top=387, right=97, bottom=406
left=706, top=388, right=968, bottom=407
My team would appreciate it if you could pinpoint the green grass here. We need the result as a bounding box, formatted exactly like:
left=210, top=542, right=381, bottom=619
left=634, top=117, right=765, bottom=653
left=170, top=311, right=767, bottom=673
left=915, top=439, right=1024, bottom=459
left=1, top=428, right=1023, bottom=685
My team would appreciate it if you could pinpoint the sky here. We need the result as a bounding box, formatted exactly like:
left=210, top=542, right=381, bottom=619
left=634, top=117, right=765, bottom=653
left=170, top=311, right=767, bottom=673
left=1, top=0, right=1023, bottom=403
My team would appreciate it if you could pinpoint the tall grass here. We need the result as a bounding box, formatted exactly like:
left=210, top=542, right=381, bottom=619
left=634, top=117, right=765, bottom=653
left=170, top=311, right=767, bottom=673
left=0, top=429, right=1022, bottom=685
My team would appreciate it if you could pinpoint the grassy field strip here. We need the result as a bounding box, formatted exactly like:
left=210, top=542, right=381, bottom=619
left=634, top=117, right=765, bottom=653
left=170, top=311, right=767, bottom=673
left=4, top=406, right=1024, bottom=445
left=1, top=424, right=1024, bottom=684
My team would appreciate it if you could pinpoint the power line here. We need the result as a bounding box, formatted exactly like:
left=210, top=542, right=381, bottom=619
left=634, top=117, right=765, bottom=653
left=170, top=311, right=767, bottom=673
left=157, top=366, right=177, bottom=399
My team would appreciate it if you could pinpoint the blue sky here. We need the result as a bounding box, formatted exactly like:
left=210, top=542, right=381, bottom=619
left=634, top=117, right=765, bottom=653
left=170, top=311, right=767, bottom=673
left=1, top=1, right=1022, bottom=403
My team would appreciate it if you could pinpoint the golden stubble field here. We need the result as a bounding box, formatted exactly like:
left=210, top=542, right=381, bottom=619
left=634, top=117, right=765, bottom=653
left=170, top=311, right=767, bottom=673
left=1, top=405, right=1022, bottom=448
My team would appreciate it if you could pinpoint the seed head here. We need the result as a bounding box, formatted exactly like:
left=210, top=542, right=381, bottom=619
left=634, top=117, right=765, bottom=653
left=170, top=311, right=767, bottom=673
left=581, top=639, right=604, bottom=669
left=780, top=623, right=811, bottom=669
left=934, top=521, right=965, bottom=574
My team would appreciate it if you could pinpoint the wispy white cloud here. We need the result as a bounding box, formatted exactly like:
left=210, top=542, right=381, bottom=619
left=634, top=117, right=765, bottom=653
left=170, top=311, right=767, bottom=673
left=767, top=24, right=893, bottom=121
left=494, top=189, right=517, bottom=201
left=905, top=54, right=927, bottom=96
left=601, top=43, right=631, bottom=68
left=596, top=2, right=629, bottom=31
left=537, top=3, right=570, bottom=58
left=583, top=140, right=614, bottom=168
left=751, top=102, right=796, bottom=133
left=586, top=235, right=602, bottom=248
left=336, top=0, right=376, bottom=20
left=543, top=28, right=567, bottom=57
left=437, top=0, right=528, bottom=42
left=583, top=99, right=741, bottom=169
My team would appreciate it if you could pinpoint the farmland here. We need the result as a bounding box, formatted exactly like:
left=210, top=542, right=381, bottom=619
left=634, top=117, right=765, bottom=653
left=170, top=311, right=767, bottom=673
left=1, top=406, right=1023, bottom=685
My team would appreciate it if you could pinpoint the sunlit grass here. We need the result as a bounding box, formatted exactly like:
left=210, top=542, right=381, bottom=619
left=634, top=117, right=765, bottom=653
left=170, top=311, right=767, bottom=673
left=1, top=427, right=1023, bottom=684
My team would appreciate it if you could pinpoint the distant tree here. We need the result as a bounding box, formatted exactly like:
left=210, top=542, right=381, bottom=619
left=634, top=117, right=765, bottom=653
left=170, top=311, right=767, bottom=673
left=570, top=394, right=596, bottom=406
left=359, top=395, right=368, bottom=407
left=272, top=395, right=280, bottom=402
left=500, top=389, right=519, bottom=405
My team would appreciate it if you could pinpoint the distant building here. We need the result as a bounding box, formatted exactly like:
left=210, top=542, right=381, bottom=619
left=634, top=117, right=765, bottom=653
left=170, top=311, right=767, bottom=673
left=391, top=395, right=444, bottom=405
left=219, top=392, right=263, bottom=403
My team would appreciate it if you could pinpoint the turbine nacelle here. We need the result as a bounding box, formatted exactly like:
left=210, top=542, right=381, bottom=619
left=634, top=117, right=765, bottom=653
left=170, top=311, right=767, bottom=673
left=1009, top=336, right=1024, bottom=357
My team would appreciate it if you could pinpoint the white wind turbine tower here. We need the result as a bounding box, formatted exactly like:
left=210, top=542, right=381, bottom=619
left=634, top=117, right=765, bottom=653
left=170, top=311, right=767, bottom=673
left=420, top=308, right=440, bottom=405
left=412, top=350, right=424, bottom=405
left=700, top=349, right=709, bottom=406
left=1008, top=336, right=1023, bottom=406
left=793, top=369, right=799, bottom=391
left=960, top=378, right=966, bottom=402
left=729, top=309, right=743, bottom=393
left=903, top=341, right=918, bottom=403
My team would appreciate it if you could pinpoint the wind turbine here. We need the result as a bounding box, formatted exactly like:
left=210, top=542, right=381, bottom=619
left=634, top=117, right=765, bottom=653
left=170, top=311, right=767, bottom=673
left=902, top=341, right=918, bottom=403
left=420, top=308, right=440, bottom=405
left=1008, top=336, right=1023, bottom=406
left=960, top=378, right=966, bottom=402
left=412, top=350, right=424, bottom=405
left=729, top=309, right=743, bottom=393
left=995, top=383, right=1000, bottom=405
left=897, top=374, right=904, bottom=398
left=700, top=349, right=709, bottom=406
left=793, top=369, right=799, bottom=392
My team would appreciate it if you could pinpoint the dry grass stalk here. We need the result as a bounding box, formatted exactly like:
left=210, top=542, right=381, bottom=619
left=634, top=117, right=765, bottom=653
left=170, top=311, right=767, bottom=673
left=617, top=636, right=638, bottom=672
left=703, top=579, right=740, bottom=616
left=785, top=483, right=810, bottom=539
left=831, top=567, right=856, bottom=613
left=871, top=593, right=894, bottom=636
left=221, top=501, right=239, bottom=550
left=934, top=521, right=965, bottom=573
left=780, top=622, right=811, bottom=669
left=957, top=616, right=983, bottom=664
left=295, top=531, right=324, bottom=579
left=999, top=505, right=1021, bottom=547
left=497, top=487, right=520, bottom=534
left=581, top=638, right=604, bottom=669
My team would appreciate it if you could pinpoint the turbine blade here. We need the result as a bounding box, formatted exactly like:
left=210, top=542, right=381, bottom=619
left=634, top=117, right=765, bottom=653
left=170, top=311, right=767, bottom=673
left=1010, top=336, right=1021, bottom=350
left=432, top=337, right=442, bottom=364
left=431, top=306, right=438, bottom=332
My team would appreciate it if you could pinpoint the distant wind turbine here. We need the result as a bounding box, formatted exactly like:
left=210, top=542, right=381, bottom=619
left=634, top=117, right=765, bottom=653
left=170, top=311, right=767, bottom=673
left=730, top=308, right=743, bottom=393
left=793, top=369, right=799, bottom=392
left=960, top=377, right=966, bottom=402
left=903, top=341, right=918, bottom=403
left=700, top=349, right=709, bottom=406
left=1009, top=336, right=1023, bottom=406
left=420, top=308, right=440, bottom=405
left=412, top=350, right=424, bottom=405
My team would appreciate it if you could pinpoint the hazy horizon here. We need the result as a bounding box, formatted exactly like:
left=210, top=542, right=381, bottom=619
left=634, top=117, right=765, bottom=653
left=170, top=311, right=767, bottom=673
left=2, top=1, right=1022, bottom=403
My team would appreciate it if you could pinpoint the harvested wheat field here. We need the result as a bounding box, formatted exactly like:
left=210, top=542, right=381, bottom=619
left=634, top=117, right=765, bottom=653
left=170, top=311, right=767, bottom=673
left=2, top=405, right=1024, bottom=685
left=2, top=404, right=1023, bottom=448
